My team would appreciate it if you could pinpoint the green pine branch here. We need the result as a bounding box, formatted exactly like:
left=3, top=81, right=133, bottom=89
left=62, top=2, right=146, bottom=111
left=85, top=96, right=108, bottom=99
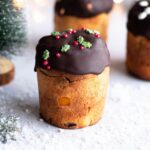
left=0, top=0, right=26, bottom=52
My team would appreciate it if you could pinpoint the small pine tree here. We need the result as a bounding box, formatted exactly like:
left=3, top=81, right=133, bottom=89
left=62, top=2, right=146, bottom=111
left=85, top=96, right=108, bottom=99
left=0, top=0, right=26, bottom=52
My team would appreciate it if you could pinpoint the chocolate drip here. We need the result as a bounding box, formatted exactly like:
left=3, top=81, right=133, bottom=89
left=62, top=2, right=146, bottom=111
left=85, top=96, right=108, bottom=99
left=35, top=29, right=110, bottom=75
left=55, top=0, right=113, bottom=18
left=127, top=0, right=150, bottom=40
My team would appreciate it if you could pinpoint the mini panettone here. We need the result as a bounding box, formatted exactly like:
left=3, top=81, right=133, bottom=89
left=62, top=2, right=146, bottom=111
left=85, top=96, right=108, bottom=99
left=35, top=28, right=110, bottom=129
left=0, top=56, right=15, bottom=86
left=127, top=0, right=150, bottom=80
left=54, top=0, right=113, bottom=40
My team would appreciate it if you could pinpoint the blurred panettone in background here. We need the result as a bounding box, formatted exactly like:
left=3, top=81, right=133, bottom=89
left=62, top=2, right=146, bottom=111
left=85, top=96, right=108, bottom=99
left=122, top=0, right=137, bottom=10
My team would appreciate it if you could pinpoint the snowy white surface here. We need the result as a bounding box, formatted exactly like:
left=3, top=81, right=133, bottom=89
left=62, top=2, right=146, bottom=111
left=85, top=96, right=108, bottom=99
left=1, top=2, right=150, bottom=150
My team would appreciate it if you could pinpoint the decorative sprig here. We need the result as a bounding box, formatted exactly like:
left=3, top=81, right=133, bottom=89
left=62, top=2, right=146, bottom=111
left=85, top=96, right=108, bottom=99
left=43, top=50, right=50, bottom=60
left=82, top=41, right=92, bottom=48
left=77, top=36, right=92, bottom=48
left=85, top=29, right=100, bottom=35
left=61, top=44, right=70, bottom=52
left=51, top=31, right=60, bottom=36
left=78, top=36, right=84, bottom=44
left=85, top=29, right=94, bottom=34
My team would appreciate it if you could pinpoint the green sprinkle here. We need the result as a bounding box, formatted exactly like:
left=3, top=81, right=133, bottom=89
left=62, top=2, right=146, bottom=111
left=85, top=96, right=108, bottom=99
left=85, top=29, right=100, bottom=35
left=77, top=36, right=92, bottom=49
left=85, top=29, right=94, bottom=34
left=61, top=44, right=70, bottom=52
left=77, top=36, right=84, bottom=44
left=82, top=41, right=92, bottom=48
left=43, top=50, right=50, bottom=60
left=51, top=31, right=60, bottom=36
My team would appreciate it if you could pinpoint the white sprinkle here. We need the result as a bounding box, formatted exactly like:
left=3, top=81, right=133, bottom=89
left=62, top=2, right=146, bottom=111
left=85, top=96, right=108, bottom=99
left=59, top=8, right=65, bottom=15
left=86, top=3, right=93, bottom=11
left=145, top=7, right=150, bottom=14
left=138, top=12, right=147, bottom=20
left=139, top=1, right=149, bottom=7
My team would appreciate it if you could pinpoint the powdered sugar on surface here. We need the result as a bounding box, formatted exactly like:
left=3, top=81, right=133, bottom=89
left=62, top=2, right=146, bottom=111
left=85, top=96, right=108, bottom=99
left=0, top=2, right=150, bottom=150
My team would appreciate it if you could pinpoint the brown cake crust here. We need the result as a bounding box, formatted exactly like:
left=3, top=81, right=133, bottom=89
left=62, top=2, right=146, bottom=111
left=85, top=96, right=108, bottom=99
left=55, top=14, right=109, bottom=40
left=0, top=57, right=15, bottom=86
left=127, top=32, right=150, bottom=80
left=37, top=67, right=109, bottom=129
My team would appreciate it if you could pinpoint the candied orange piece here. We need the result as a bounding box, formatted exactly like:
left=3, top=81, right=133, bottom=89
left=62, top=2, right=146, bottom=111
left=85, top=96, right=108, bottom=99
left=58, top=97, right=71, bottom=106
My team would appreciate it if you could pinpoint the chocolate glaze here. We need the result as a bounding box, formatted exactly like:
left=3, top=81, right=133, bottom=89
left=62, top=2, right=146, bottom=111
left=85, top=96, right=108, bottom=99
left=35, top=29, right=110, bottom=75
left=127, top=0, right=150, bottom=40
left=55, top=0, right=113, bottom=18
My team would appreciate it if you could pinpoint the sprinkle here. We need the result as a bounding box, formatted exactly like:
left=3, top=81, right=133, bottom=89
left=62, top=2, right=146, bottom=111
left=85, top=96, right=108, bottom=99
left=138, top=12, right=147, bottom=20
left=72, top=30, right=77, bottom=34
left=63, top=34, right=68, bottom=38
left=43, top=60, right=48, bottom=66
left=139, top=1, right=149, bottom=7
left=82, top=41, right=92, bottom=48
left=61, top=44, right=71, bottom=52
left=56, top=35, right=60, bottom=39
left=145, top=7, right=150, bottom=14
left=85, top=29, right=100, bottom=35
left=85, top=29, right=94, bottom=34
left=73, top=41, right=79, bottom=46
left=86, top=3, right=93, bottom=11
left=67, top=31, right=72, bottom=34
left=60, top=8, right=65, bottom=15
left=47, top=66, right=51, bottom=70
left=66, top=28, right=73, bottom=34
left=51, top=31, right=60, bottom=36
left=56, top=53, right=61, bottom=58
left=81, top=27, right=85, bottom=30
left=80, top=46, right=85, bottom=50
left=95, top=33, right=100, bottom=38
left=77, top=36, right=92, bottom=48
left=77, top=36, right=84, bottom=44
left=43, top=50, right=50, bottom=60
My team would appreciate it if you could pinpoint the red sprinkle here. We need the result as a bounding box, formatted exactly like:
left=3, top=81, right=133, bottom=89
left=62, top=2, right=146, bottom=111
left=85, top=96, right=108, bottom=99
left=63, top=34, right=68, bottom=38
left=81, top=27, right=85, bottom=30
left=67, top=31, right=72, bottom=34
left=47, top=66, right=51, bottom=70
left=56, top=35, right=60, bottom=39
left=73, top=41, right=78, bottom=46
left=95, top=34, right=100, bottom=38
left=43, top=60, right=48, bottom=66
left=56, top=53, right=61, bottom=58
left=72, top=30, right=77, bottom=34
left=80, top=46, right=85, bottom=50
